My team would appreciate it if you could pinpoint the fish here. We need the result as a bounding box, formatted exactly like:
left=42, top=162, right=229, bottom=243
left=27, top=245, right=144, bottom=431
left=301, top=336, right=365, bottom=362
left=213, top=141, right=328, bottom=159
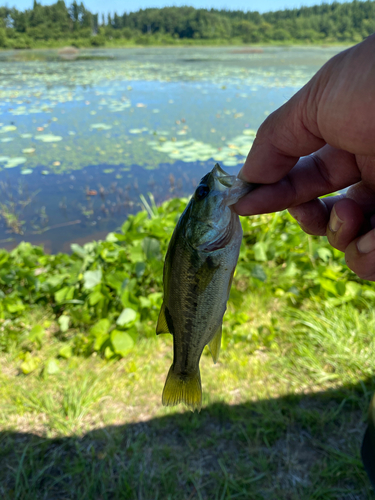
left=156, top=163, right=257, bottom=411
left=361, top=393, right=375, bottom=488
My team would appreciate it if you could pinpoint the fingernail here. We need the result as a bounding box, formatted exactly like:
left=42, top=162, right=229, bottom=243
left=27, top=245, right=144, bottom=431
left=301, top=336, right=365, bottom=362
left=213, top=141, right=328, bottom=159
left=329, top=206, right=343, bottom=233
left=357, top=229, right=375, bottom=254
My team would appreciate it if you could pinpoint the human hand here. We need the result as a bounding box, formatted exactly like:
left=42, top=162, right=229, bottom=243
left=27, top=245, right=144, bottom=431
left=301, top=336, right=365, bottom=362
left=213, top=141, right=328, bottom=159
left=234, top=34, right=375, bottom=280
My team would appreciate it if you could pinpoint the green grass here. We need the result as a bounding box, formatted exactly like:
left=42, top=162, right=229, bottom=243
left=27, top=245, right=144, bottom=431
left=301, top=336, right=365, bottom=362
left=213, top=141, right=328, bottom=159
left=1, top=206, right=375, bottom=497
left=1, top=298, right=375, bottom=499
left=0, top=38, right=350, bottom=53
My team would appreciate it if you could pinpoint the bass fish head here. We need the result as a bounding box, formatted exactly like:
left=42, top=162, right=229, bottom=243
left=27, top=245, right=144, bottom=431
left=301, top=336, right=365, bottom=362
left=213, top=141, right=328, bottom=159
left=183, top=163, right=256, bottom=252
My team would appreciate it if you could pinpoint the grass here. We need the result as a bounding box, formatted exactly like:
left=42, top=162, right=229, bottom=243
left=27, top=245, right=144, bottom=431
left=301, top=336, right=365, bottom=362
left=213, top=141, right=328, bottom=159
left=0, top=37, right=351, bottom=53
left=1, top=295, right=375, bottom=499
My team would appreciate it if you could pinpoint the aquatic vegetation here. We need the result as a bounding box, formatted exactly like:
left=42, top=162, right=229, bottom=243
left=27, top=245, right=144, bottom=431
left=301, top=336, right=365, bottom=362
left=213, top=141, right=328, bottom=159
left=34, top=134, right=63, bottom=143
left=0, top=47, right=337, bottom=178
left=4, top=157, right=27, bottom=168
left=0, top=47, right=342, bottom=245
left=1, top=197, right=374, bottom=366
left=0, top=203, right=25, bottom=234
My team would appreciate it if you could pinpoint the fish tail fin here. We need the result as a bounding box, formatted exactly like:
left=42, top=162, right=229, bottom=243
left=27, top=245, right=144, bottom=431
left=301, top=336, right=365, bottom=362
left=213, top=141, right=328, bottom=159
left=162, top=366, right=202, bottom=412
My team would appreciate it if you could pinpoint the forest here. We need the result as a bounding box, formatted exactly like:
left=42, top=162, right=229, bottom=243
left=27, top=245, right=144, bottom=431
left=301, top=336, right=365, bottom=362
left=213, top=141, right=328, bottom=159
left=0, top=0, right=374, bottom=48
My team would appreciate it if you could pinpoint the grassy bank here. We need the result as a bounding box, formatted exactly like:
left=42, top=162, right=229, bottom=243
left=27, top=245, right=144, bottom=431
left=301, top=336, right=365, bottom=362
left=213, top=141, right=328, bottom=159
left=1, top=303, right=375, bottom=498
left=0, top=37, right=351, bottom=51
left=1, top=199, right=375, bottom=497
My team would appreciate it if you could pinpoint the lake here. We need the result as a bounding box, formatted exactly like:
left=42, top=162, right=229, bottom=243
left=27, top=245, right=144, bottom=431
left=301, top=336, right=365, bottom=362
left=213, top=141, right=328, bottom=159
left=0, top=45, right=344, bottom=253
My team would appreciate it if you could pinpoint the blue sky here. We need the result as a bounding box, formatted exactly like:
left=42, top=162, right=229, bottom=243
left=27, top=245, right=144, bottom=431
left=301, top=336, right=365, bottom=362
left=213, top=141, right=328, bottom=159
left=6, top=0, right=352, bottom=16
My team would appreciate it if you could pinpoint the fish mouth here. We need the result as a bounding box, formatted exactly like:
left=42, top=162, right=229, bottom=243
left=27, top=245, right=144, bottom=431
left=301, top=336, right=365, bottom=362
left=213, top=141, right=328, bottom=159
left=212, top=163, right=258, bottom=205
left=212, top=163, right=236, bottom=189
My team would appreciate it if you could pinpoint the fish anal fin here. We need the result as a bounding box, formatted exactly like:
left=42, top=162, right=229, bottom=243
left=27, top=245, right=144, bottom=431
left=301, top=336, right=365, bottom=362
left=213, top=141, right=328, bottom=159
left=208, top=325, right=222, bottom=364
left=156, top=303, right=171, bottom=335
left=162, top=366, right=202, bottom=412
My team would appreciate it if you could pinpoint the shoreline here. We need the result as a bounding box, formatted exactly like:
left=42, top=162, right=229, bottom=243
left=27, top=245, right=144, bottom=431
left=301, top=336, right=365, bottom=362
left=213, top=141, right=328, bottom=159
left=0, top=40, right=352, bottom=52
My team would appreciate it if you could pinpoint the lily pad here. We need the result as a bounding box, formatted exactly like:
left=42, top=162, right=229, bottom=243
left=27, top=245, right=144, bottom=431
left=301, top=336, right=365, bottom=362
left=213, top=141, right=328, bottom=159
left=0, top=125, right=17, bottom=133
left=91, top=123, right=112, bottom=130
left=5, top=157, right=27, bottom=168
left=21, top=169, right=33, bottom=175
left=35, top=134, right=63, bottom=142
left=243, top=129, right=257, bottom=136
left=22, top=148, right=35, bottom=154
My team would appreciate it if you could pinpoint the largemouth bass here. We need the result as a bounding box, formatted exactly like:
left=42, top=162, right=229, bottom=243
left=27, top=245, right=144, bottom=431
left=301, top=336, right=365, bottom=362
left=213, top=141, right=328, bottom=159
left=156, top=163, right=257, bottom=411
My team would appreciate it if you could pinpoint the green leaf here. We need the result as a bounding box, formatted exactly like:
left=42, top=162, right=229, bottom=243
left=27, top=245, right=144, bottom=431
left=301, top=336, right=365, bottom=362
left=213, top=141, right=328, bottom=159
left=319, top=278, right=338, bottom=296
left=89, top=290, right=104, bottom=305
left=94, top=334, right=110, bottom=351
left=139, top=296, right=151, bottom=308
left=142, top=237, right=161, bottom=260
left=104, top=346, right=114, bottom=359
left=317, top=247, right=332, bottom=262
left=59, top=345, right=72, bottom=359
left=71, top=243, right=87, bottom=258
left=45, top=358, right=59, bottom=375
left=105, top=272, right=129, bottom=293
left=253, top=242, right=268, bottom=262
left=54, top=286, right=75, bottom=304
left=45, top=274, right=69, bottom=288
left=83, top=269, right=102, bottom=289
left=58, top=315, right=70, bottom=332
left=106, top=232, right=118, bottom=242
left=6, top=299, right=25, bottom=313
left=117, top=308, right=137, bottom=326
left=111, top=329, right=134, bottom=356
left=90, top=319, right=111, bottom=351
left=336, top=281, right=346, bottom=296
left=28, top=325, right=45, bottom=344
left=135, top=261, right=146, bottom=278
left=90, top=318, right=111, bottom=337
left=20, top=353, right=41, bottom=374
left=251, top=264, right=267, bottom=282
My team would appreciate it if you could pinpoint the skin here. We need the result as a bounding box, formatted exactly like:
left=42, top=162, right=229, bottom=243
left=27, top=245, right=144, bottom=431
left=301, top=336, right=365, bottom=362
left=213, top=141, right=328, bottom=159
left=234, top=33, right=375, bottom=281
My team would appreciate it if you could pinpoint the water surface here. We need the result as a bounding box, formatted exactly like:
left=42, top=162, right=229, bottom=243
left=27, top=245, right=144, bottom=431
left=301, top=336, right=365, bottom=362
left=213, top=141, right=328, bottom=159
left=0, top=46, right=343, bottom=252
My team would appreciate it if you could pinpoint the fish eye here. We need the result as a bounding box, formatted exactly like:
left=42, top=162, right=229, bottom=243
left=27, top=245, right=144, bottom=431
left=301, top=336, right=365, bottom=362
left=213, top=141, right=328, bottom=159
left=195, top=184, right=210, bottom=201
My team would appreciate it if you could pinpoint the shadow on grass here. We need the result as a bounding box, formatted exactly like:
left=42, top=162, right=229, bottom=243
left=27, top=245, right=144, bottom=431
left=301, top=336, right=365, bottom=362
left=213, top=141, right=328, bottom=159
left=1, top=378, right=375, bottom=500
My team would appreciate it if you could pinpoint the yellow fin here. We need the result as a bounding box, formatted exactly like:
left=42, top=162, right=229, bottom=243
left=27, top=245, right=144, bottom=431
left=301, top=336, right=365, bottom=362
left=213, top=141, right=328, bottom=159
left=162, top=366, right=202, bottom=412
left=208, top=325, right=222, bottom=364
left=156, top=303, right=171, bottom=335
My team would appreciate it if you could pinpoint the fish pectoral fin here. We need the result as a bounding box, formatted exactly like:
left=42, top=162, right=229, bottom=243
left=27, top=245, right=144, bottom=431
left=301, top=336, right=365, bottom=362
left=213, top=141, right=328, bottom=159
left=162, top=366, right=202, bottom=412
left=208, top=325, right=222, bottom=364
left=156, top=303, right=171, bottom=335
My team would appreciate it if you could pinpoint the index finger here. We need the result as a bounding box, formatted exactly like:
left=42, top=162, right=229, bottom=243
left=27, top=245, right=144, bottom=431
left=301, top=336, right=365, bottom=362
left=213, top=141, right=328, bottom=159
left=238, top=82, right=325, bottom=184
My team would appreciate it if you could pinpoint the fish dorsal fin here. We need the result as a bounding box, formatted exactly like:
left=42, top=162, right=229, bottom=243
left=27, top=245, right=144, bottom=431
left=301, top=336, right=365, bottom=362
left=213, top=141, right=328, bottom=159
left=208, top=325, right=222, bottom=364
left=156, top=303, right=171, bottom=335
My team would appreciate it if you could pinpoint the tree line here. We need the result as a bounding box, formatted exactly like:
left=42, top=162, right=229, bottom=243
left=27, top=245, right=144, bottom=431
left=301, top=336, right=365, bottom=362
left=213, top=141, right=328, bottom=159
left=0, top=0, right=374, bottom=48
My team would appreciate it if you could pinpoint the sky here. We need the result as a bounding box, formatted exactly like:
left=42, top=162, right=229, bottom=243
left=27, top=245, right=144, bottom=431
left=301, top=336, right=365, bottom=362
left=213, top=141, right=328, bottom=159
left=5, top=0, right=352, bottom=16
